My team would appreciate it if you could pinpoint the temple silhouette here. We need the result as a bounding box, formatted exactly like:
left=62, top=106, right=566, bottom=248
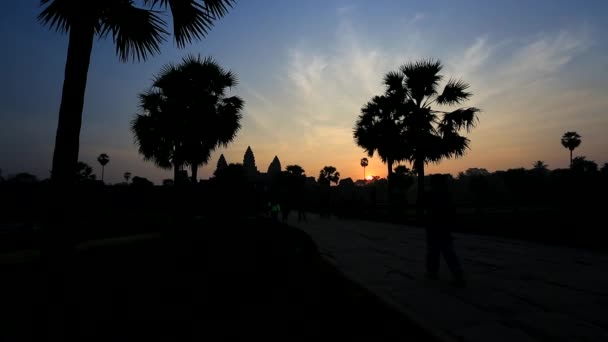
left=216, top=146, right=283, bottom=183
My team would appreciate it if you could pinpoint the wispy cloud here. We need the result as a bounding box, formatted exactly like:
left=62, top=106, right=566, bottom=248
left=213, top=13, right=601, bottom=180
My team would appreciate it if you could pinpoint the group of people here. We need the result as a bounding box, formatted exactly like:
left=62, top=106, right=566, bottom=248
left=267, top=199, right=307, bottom=223
left=266, top=174, right=465, bottom=287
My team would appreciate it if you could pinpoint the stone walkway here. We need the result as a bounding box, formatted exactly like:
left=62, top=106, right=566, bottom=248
left=289, top=215, right=608, bottom=342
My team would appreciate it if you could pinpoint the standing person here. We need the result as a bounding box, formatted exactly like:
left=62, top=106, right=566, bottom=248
left=270, top=200, right=281, bottom=222
left=425, top=174, right=465, bottom=287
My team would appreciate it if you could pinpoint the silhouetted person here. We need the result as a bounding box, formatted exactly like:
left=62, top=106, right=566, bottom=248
left=424, top=175, right=465, bottom=287
left=297, top=205, right=307, bottom=222
left=270, top=200, right=281, bottom=222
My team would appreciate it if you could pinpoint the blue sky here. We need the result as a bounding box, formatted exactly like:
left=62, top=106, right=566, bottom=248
left=1, top=0, right=607, bottom=183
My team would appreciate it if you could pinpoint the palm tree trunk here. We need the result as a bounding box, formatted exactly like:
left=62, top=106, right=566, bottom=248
left=387, top=158, right=394, bottom=200
left=51, top=22, right=95, bottom=185
left=174, top=162, right=180, bottom=183
left=415, top=160, right=425, bottom=223
left=101, top=166, right=105, bottom=182
left=191, top=164, right=198, bottom=184
left=570, top=149, right=573, bottom=169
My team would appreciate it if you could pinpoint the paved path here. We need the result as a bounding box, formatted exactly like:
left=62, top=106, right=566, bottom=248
left=289, top=215, right=608, bottom=342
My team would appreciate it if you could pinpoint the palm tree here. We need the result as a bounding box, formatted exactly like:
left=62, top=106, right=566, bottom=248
left=131, top=98, right=178, bottom=180
left=132, top=55, right=243, bottom=183
left=532, top=160, right=549, bottom=175
left=354, top=95, right=410, bottom=181
left=561, top=131, right=582, bottom=168
left=97, top=153, right=109, bottom=182
left=360, top=158, right=369, bottom=180
left=318, top=166, right=340, bottom=186
left=381, top=59, right=480, bottom=218
left=124, top=172, right=132, bottom=184
left=39, top=0, right=235, bottom=185
left=179, top=56, right=244, bottom=183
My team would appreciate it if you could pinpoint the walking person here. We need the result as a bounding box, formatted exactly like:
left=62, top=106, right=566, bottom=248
left=424, top=174, right=465, bottom=287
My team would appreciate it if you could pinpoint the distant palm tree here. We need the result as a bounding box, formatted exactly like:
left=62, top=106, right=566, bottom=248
left=39, top=0, right=235, bottom=185
left=131, top=55, right=244, bottom=182
left=532, top=160, right=548, bottom=174
left=561, top=131, right=581, bottom=168
left=318, top=166, right=340, bottom=186
left=360, top=158, right=369, bottom=180
left=97, top=153, right=109, bottom=182
left=382, top=59, right=480, bottom=217
left=124, top=172, right=132, bottom=184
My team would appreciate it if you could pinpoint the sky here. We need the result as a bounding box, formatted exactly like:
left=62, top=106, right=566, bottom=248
left=1, top=0, right=607, bottom=184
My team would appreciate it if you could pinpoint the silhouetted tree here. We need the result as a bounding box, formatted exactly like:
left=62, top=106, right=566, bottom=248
left=124, top=172, right=132, bottom=184
left=131, top=176, right=154, bottom=187
left=7, top=173, right=38, bottom=184
left=572, top=156, right=598, bottom=174
left=162, top=179, right=174, bottom=186
left=561, top=131, right=581, bottom=168
left=318, top=166, right=340, bottom=186
left=39, top=0, right=235, bottom=184
left=216, top=154, right=228, bottom=174
left=131, top=95, right=180, bottom=180
left=354, top=95, right=409, bottom=182
left=360, top=158, right=369, bottom=180
left=131, top=55, right=243, bottom=183
left=392, top=166, right=414, bottom=194
left=601, top=163, right=608, bottom=175
left=383, top=59, right=480, bottom=218
left=75, top=161, right=95, bottom=183
left=532, top=160, right=548, bottom=172
left=286, top=165, right=305, bottom=177
left=178, top=56, right=243, bottom=183
left=97, top=153, right=109, bottom=182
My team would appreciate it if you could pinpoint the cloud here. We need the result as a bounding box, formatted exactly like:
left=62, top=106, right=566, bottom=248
left=209, top=13, right=602, bottom=180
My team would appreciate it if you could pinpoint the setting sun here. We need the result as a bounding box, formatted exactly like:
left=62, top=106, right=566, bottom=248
left=366, top=175, right=373, bottom=181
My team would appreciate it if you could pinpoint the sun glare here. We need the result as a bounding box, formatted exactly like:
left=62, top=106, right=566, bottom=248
left=366, top=175, right=373, bottom=181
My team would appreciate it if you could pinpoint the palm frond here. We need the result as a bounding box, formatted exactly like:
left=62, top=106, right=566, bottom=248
left=214, top=96, right=244, bottom=147
left=400, top=59, right=443, bottom=105
left=440, top=107, right=480, bottom=133
left=100, top=2, right=167, bottom=62
left=437, top=78, right=472, bottom=105
left=145, top=0, right=235, bottom=48
left=383, top=71, right=406, bottom=94
left=38, top=0, right=79, bottom=33
left=441, top=132, right=471, bottom=159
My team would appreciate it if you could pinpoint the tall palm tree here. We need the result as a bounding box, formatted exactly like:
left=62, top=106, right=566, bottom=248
left=360, top=158, right=369, bottom=180
left=383, top=59, right=480, bottom=217
left=97, top=153, right=110, bottom=182
left=178, top=56, right=244, bottom=183
left=318, top=166, right=340, bottom=186
left=561, top=131, right=581, bottom=168
left=39, top=0, right=235, bottom=185
left=131, top=55, right=243, bottom=182
left=131, top=94, right=179, bottom=180
left=354, top=95, right=410, bottom=181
